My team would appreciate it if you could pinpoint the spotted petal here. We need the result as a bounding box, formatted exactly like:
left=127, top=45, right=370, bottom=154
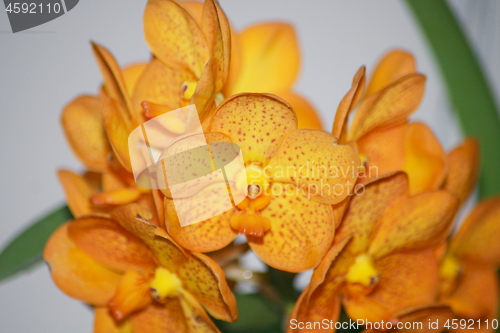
left=144, top=0, right=209, bottom=78
left=201, top=0, right=230, bottom=91
left=350, top=74, right=426, bottom=141
left=67, top=216, right=157, bottom=274
left=337, top=172, right=409, bottom=257
left=332, top=66, right=366, bottom=141
left=111, top=204, right=190, bottom=271
left=164, top=196, right=238, bottom=253
left=211, top=93, right=297, bottom=164
left=92, top=43, right=135, bottom=124
left=103, top=98, right=133, bottom=172
left=177, top=252, right=237, bottom=322
left=248, top=185, right=335, bottom=272
left=368, top=190, right=458, bottom=260
left=267, top=129, right=360, bottom=205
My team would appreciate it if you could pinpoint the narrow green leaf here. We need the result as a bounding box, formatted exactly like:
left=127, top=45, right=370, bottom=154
left=0, top=205, right=73, bottom=282
left=405, top=0, right=500, bottom=199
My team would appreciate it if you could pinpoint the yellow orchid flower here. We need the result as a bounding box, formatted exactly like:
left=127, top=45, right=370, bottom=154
left=332, top=50, right=448, bottom=196
left=161, top=93, right=360, bottom=273
left=61, top=0, right=323, bottom=210
left=288, top=172, right=458, bottom=332
left=439, top=196, right=500, bottom=329
left=44, top=203, right=237, bottom=333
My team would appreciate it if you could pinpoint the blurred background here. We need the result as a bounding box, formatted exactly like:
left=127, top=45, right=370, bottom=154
left=0, top=0, right=499, bottom=331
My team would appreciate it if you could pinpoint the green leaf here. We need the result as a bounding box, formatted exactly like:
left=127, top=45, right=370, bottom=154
left=215, top=293, right=283, bottom=333
left=0, top=205, right=73, bottom=282
left=404, top=5, right=500, bottom=328
left=405, top=0, right=500, bottom=199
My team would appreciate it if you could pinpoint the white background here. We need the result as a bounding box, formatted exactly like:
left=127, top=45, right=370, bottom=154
left=1, top=1, right=499, bottom=332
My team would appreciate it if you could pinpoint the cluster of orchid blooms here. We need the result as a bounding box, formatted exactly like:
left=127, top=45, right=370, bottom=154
left=45, top=0, right=500, bottom=332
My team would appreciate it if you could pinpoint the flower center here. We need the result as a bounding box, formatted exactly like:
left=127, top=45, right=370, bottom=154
left=346, top=254, right=380, bottom=288
left=439, top=254, right=462, bottom=296
left=180, top=81, right=198, bottom=100
left=107, top=267, right=182, bottom=321
left=230, top=164, right=272, bottom=237
left=149, top=267, right=182, bottom=302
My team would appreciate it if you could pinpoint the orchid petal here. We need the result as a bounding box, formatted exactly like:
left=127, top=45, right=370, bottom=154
left=248, top=185, right=335, bottom=272
left=451, top=197, right=500, bottom=266
left=61, top=96, right=110, bottom=171
left=275, top=90, right=323, bottom=130
left=288, top=285, right=341, bottom=333
left=131, top=301, right=189, bottom=333
left=58, top=169, right=104, bottom=218
left=356, top=124, right=406, bottom=182
left=367, top=251, right=440, bottom=317
left=92, top=43, right=135, bottom=124
left=350, top=74, right=426, bottom=141
left=211, top=93, right=297, bottom=164
left=132, top=59, right=195, bottom=115
left=228, top=23, right=300, bottom=94
left=267, top=129, right=360, bottom=205
left=103, top=98, right=133, bottom=172
left=336, top=172, right=409, bottom=261
left=67, top=216, right=157, bottom=273
left=164, top=197, right=238, bottom=253
left=368, top=190, right=458, bottom=260
left=444, top=138, right=479, bottom=205
left=444, top=262, right=498, bottom=320
left=403, top=122, right=447, bottom=195
left=343, top=295, right=395, bottom=323
left=201, top=0, right=231, bottom=91
left=181, top=1, right=203, bottom=23
left=43, top=224, right=121, bottom=306
left=179, top=290, right=221, bottom=332
left=144, top=0, right=209, bottom=78
left=111, top=203, right=188, bottom=272
left=332, top=66, right=366, bottom=142
left=190, top=58, right=217, bottom=120
left=177, top=252, right=237, bottom=322
left=365, top=50, right=416, bottom=96
left=122, top=63, right=148, bottom=97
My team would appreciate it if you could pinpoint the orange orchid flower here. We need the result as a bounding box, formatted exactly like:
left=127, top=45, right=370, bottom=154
left=161, top=93, right=360, bottom=273
left=439, top=196, right=500, bottom=330
left=288, top=172, right=458, bottom=332
left=44, top=203, right=237, bottom=333
left=332, top=50, right=447, bottom=196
